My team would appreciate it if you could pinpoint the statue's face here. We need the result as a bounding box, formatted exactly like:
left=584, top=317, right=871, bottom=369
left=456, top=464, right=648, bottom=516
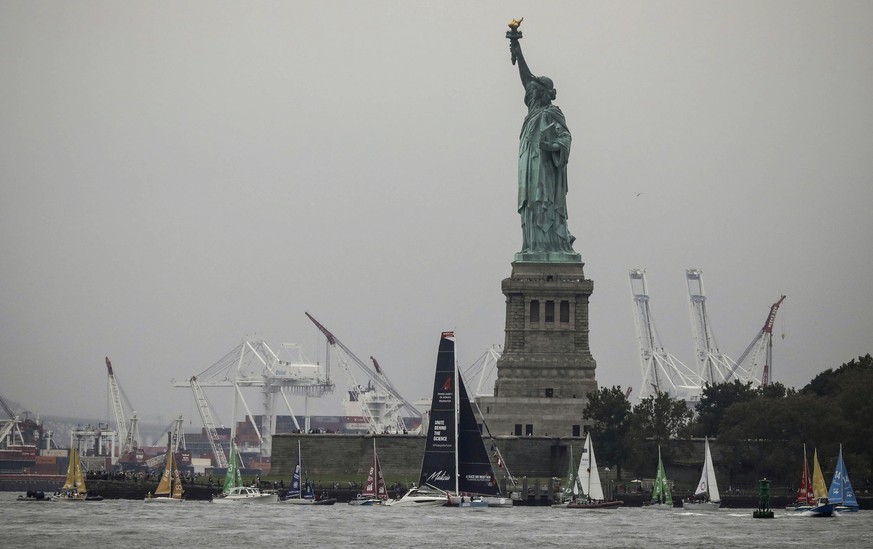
left=525, top=81, right=552, bottom=108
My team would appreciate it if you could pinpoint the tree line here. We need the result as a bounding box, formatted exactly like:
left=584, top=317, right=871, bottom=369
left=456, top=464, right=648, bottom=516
left=582, top=354, right=872, bottom=489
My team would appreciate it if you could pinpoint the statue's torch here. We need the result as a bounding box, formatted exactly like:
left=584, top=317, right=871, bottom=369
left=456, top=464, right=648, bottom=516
left=506, top=18, right=523, bottom=65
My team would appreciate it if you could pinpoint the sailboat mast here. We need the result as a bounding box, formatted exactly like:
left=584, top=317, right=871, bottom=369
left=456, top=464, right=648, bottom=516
left=585, top=435, right=591, bottom=496
left=453, top=333, right=460, bottom=496
left=838, top=444, right=845, bottom=502
left=168, top=431, right=175, bottom=494
left=298, top=440, right=302, bottom=500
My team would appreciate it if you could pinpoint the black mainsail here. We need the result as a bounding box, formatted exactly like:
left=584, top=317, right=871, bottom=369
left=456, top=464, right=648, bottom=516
left=419, top=332, right=500, bottom=496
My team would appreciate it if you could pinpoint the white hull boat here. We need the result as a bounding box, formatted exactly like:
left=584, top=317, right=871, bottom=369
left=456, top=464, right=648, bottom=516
left=682, top=500, right=720, bottom=512
left=212, top=486, right=278, bottom=504
left=386, top=486, right=448, bottom=507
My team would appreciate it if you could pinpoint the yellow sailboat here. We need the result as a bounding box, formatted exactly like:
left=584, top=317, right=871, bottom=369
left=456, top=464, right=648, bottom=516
left=803, top=448, right=836, bottom=516
left=145, top=450, right=184, bottom=502
left=54, top=447, right=90, bottom=502
left=811, top=449, right=828, bottom=499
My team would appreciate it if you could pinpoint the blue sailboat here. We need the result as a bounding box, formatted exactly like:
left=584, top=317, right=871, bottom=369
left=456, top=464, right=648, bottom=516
left=281, top=440, right=336, bottom=505
left=828, top=445, right=858, bottom=513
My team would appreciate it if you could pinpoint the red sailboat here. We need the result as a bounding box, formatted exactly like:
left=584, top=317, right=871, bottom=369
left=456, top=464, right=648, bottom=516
left=785, top=444, right=814, bottom=512
left=349, top=438, right=389, bottom=505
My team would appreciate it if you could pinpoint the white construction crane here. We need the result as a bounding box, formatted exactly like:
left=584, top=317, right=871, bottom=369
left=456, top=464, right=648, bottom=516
left=105, top=357, right=140, bottom=461
left=731, top=295, right=786, bottom=386
left=685, top=270, right=747, bottom=386
left=174, top=338, right=334, bottom=460
left=0, top=411, right=27, bottom=450
left=188, top=376, right=229, bottom=468
left=629, top=269, right=702, bottom=402
left=144, top=414, right=188, bottom=469
left=463, top=345, right=503, bottom=398
left=306, top=312, right=422, bottom=434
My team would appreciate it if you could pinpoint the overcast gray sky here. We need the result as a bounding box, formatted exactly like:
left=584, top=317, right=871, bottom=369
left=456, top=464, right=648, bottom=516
left=2, top=1, right=871, bottom=431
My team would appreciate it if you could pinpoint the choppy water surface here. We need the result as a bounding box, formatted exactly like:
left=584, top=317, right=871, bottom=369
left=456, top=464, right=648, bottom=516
left=2, top=493, right=870, bottom=548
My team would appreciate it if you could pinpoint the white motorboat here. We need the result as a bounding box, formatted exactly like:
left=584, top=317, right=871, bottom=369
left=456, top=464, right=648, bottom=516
left=212, top=486, right=278, bottom=504
left=385, top=485, right=448, bottom=507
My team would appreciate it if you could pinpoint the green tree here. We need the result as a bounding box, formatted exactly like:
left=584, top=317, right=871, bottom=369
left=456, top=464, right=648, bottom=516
left=718, top=389, right=840, bottom=486
left=625, top=393, right=692, bottom=476
left=583, top=386, right=632, bottom=480
left=818, top=356, right=873, bottom=478
left=803, top=354, right=873, bottom=398
left=691, top=380, right=756, bottom=437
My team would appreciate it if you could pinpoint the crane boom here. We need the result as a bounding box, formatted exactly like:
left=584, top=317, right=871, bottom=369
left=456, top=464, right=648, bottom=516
left=305, top=312, right=422, bottom=433
left=732, top=295, right=786, bottom=385
left=105, top=357, right=129, bottom=455
left=629, top=269, right=702, bottom=402
left=190, top=376, right=229, bottom=468
left=0, top=393, right=16, bottom=420
left=686, top=269, right=744, bottom=385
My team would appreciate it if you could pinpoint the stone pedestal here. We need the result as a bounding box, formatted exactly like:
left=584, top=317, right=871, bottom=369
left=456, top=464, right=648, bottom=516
left=477, top=261, right=598, bottom=437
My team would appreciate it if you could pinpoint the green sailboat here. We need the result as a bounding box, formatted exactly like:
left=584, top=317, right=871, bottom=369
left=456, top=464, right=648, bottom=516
left=555, top=445, right=583, bottom=506
left=646, top=446, right=673, bottom=510
left=222, top=441, right=243, bottom=495
left=211, top=440, right=278, bottom=503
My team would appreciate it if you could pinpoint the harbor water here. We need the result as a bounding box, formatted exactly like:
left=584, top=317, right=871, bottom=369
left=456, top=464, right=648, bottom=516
left=2, top=492, right=870, bottom=548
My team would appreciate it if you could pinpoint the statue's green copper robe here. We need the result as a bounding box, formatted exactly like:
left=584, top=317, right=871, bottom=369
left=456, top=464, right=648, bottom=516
left=517, top=104, right=576, bottom=255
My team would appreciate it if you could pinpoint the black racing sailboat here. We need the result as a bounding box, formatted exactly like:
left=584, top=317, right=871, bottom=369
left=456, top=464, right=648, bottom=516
left=388, top=332, right=508, bottom=507
left=421, top=332, right=506, bottom=506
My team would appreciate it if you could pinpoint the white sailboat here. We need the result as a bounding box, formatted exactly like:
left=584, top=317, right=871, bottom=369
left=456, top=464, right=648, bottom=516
left=682, top=437, right=720, bottom=511
left=566, top=433, right=622, bottom=509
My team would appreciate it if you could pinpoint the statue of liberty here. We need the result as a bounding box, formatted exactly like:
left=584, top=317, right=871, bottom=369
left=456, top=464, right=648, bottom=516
left=507, top=20, right=579, bottom=262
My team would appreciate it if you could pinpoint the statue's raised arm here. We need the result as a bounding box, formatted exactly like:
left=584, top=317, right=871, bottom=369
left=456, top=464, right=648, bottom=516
left=506, top=18, right=534, bottom=88
left=509, top=39, right=534, bottom=89
left=504, top=19, right=580, bottom=262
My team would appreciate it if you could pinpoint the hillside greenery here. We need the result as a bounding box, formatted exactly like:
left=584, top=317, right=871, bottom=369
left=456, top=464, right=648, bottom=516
left=583, top=354, right=872, bottom=489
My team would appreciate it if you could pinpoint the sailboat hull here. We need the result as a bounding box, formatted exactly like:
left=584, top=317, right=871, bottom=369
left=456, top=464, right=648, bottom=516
left=447, top=494, right=513, bottom=508
left=51, top=495, right=88, bottom=502
left=682, top=501, right=720, bottom=511
left=348, top=497, right=384, bottom=506
left=281, top=497, right=337, bottom=505
left=566, top=500, right=624, bottom=509
left=145, top=497, right=183, bottom=503
left=802, top=502, right=836, bottom=517
left=642, top=502, right=673, bottom=511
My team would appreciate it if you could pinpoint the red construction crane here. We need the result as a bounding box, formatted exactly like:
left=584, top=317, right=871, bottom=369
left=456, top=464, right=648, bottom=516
left=731, top=296, right=787, bottom=385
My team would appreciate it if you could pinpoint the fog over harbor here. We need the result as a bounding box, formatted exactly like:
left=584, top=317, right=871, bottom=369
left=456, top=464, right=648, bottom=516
left=2, top=2, right=871, bottom=428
